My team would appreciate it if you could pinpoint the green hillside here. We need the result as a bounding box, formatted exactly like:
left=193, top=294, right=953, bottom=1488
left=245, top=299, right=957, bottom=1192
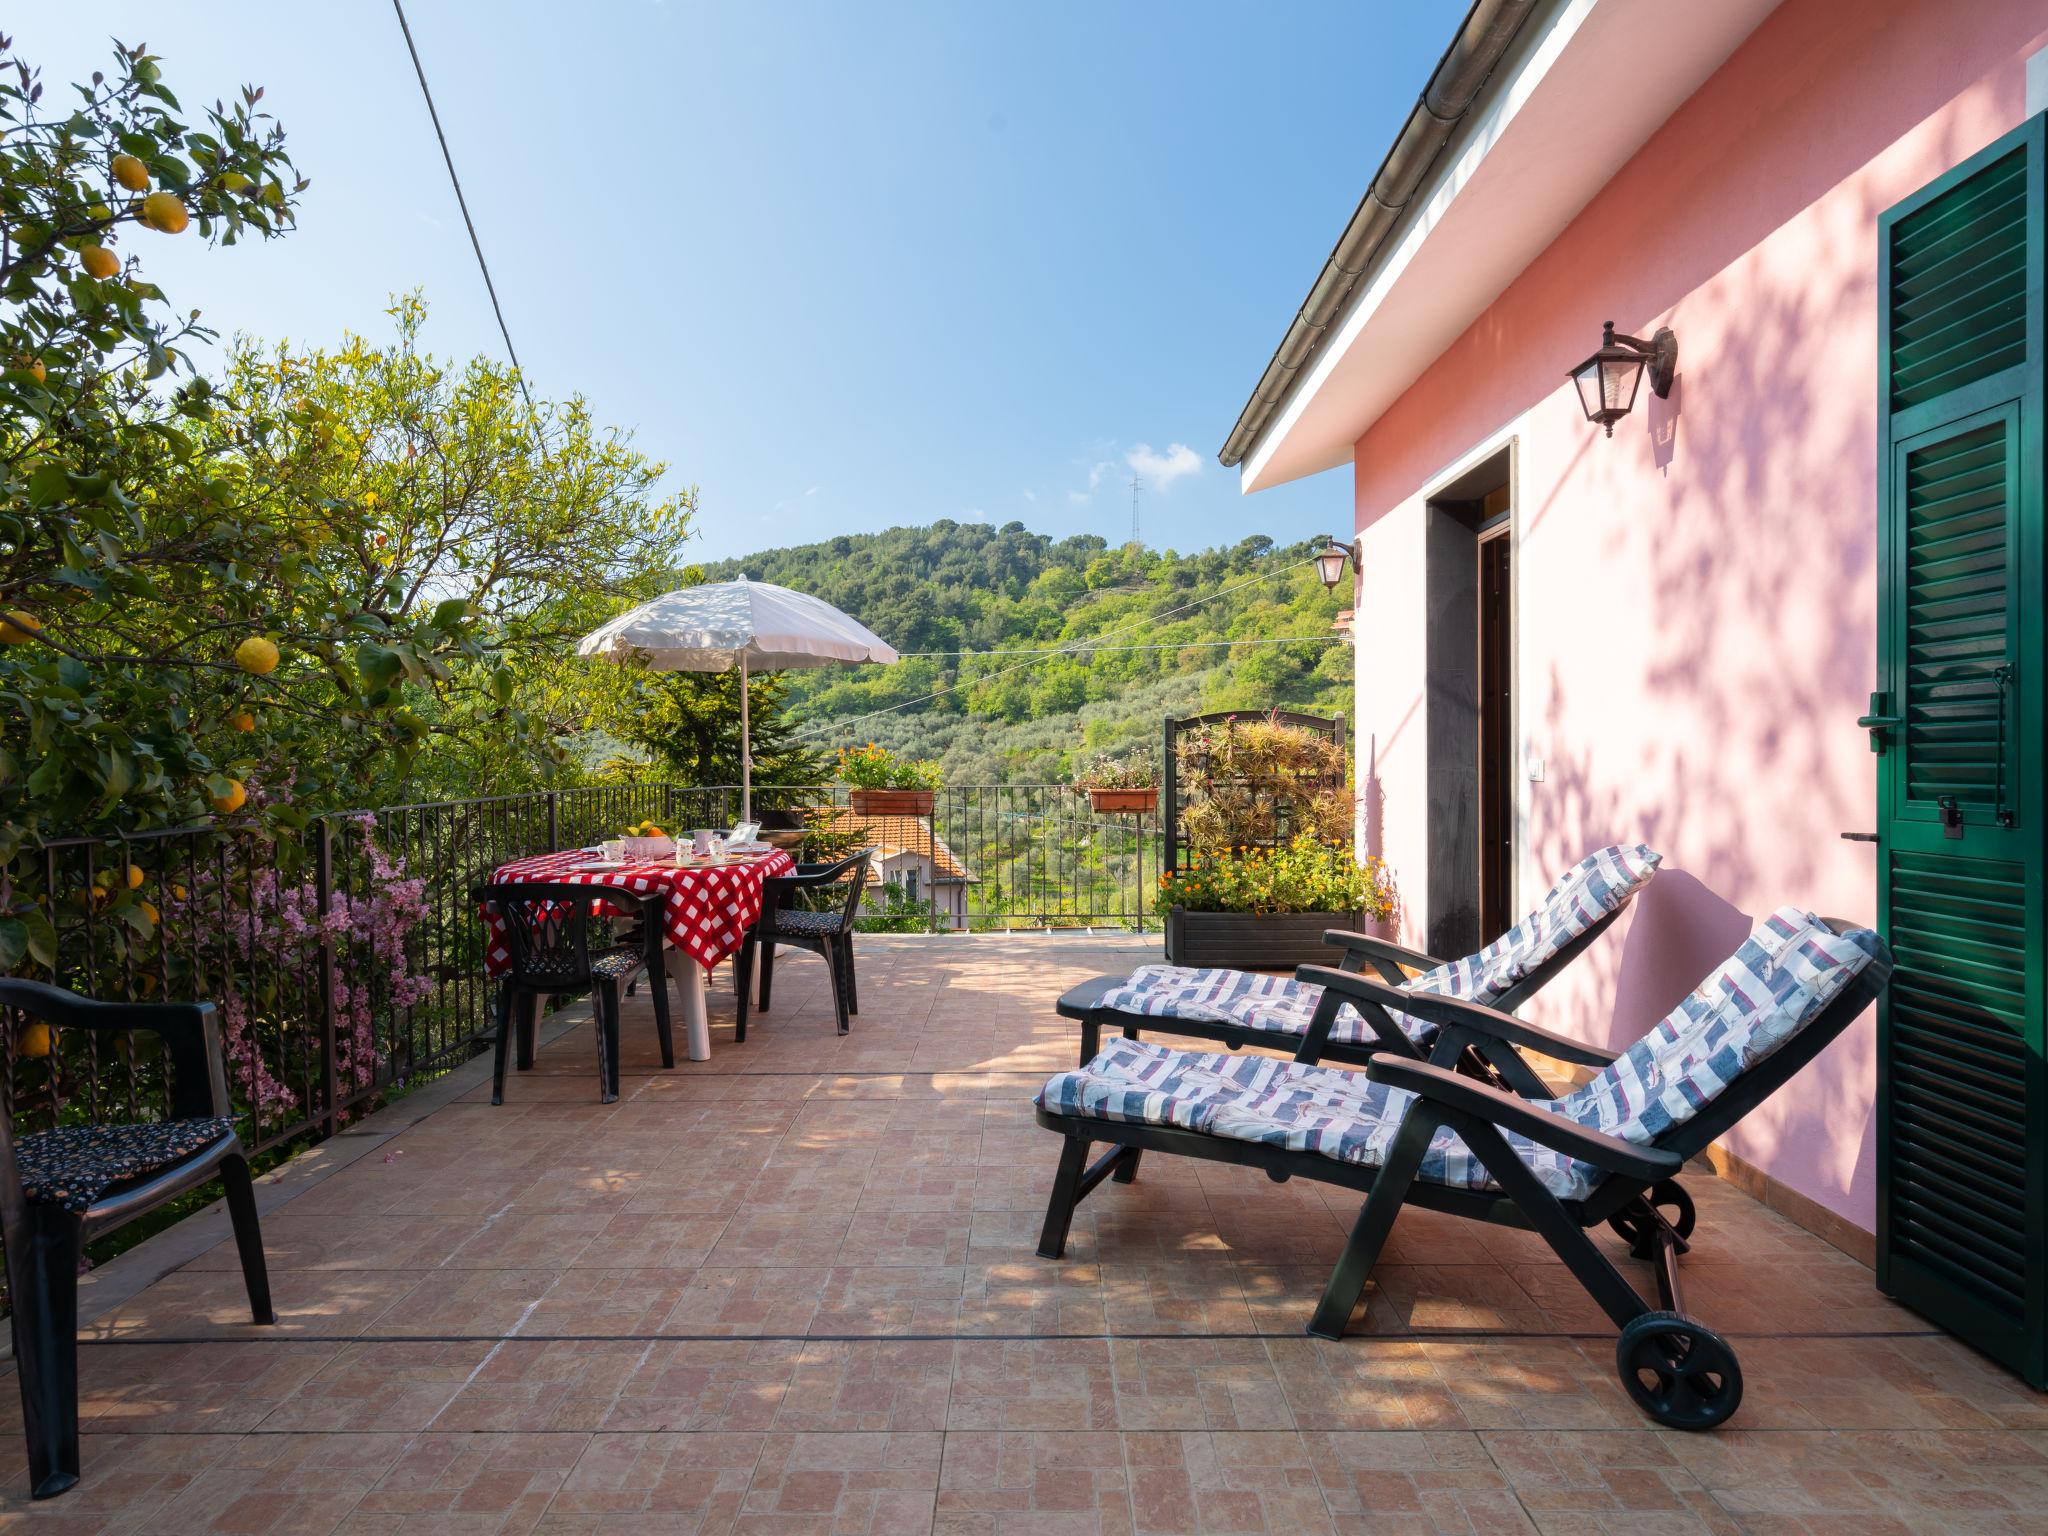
left=701, top=521, right=1351, bottom=784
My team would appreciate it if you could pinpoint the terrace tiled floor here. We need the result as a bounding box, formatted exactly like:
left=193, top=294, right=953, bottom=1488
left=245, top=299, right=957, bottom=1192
left=5, top=934, right=2046, bottom=1533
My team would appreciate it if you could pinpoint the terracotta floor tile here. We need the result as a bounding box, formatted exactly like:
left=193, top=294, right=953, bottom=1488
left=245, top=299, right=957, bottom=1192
left=39, top=936, right=2048, bottom=1533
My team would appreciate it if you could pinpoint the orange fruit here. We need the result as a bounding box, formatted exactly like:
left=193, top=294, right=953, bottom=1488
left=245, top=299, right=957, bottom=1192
left=17, top=1023, right=52, bottom=1059
left=125, top=863, right=144, bottom=890
left=139, top=900, right=160, bottom=925
left=12, top=356, right=46, bottom=383
left=139, top=192, right=189, bottom=233
left=230, top=710, right=256, bottom=732
left=0, top=609, right=41, bottom=644
left=80, top=244, right=120, bottom=279
left=111, top=153, right=150, bottom=191
left=233, top=636, right=279, bottom=675
left=212, top=779, right=247, bottom=814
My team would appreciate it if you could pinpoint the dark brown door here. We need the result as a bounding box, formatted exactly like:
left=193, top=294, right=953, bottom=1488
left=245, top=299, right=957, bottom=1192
left=1477, top=524, right=1514, bottom=939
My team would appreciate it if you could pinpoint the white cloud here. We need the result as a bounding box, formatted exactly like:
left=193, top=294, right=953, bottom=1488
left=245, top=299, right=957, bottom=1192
left=1021, top=489, right=1037, bottom=503
left=771, top=485, right=822, bottom=514
left=1125, top=442, right=1202, bottom=491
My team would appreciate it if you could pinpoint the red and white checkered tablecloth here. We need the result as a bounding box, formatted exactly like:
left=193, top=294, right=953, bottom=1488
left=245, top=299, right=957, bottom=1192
left=483, top=848, right=794, bottom=977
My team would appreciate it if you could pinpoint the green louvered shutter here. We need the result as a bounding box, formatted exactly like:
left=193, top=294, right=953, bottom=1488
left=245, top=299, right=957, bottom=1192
left=1875, top=114, right=2047, bottom=1387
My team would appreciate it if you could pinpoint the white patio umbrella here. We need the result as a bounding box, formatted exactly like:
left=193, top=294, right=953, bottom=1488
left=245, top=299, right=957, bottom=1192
left=577, top=576, right=899, bottom=823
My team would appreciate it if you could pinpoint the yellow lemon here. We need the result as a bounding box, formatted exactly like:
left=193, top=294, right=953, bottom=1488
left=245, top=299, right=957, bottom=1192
left=111, top=153, right=150, bottom=192
left=234, top=636, right=279, bottom=675
left=0, top=609, right=42, bottom=644
left=139, top=192, right=189, bottom=234
left=230, top=709, right=256, bottom=732
left=13, top=356, right=46, bottom=384
left=126, top=863, right=145, bottom=890
left=212, top=779, right=247, bottom=814
left=80, top=244, right=120, bottom=279
left=139, top=900, right=160, bottom=925
left=17, top=1023, right=52, bottom=1059
left=170, top=883, right=188, bottom=902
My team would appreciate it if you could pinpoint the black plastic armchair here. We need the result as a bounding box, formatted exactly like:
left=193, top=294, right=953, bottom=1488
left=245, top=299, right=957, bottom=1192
left=479, top=882, right=672, bottom=1104
left=0, top=978, right=274, bottom=1500
left=737, top=849, right=875, bottom=1037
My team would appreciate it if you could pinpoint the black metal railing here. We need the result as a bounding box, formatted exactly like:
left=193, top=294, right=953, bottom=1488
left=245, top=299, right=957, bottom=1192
left=2, top=780, right=1159, bottom=1149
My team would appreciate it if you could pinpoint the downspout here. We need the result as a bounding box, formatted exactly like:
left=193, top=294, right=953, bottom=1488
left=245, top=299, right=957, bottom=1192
left=1218, top=0, right=1539, bottom=470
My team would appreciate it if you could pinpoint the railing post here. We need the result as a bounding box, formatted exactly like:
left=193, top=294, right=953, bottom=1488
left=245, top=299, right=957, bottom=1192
left=547, top=790, right=560, bottom=853
left=314, top=816, right=339, bottom=1138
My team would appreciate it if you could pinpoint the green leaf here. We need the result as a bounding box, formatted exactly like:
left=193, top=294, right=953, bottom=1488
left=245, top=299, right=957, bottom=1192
left=356, top=643, right=403, bottom=691
left=20, top=909, right=57, bottom=969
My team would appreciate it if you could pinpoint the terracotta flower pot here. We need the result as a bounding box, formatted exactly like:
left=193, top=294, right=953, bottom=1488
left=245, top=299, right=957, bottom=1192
left=849, top=788, right=936, bottom=817
left=1087, top=787, right=1158, bottom=815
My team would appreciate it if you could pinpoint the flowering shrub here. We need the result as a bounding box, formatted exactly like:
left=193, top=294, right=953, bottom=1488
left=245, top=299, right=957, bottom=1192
left=1071, top=752, right=1158, bottom=792
left=1177, top=713, right=1351, bottom=851
left=1159, top=836, right=1395, bottom=919
left=836, top=743, right=943, bottom=791
left=188, top=816, right=432, bottom=1126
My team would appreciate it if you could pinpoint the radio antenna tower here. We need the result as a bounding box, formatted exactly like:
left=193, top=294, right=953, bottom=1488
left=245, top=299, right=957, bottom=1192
left=1128, top=476, right=1143, bottom=548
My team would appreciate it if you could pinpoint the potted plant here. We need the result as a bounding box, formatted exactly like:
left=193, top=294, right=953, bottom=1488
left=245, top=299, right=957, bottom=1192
left=1159, top=836, right=1396, bottom=969
left=1073, top=752, right=1159, bottom=815
left=837, top=743, right=944, bottom=817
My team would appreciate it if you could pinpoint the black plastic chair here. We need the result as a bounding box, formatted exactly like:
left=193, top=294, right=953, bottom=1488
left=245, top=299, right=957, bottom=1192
left=479, top=882, right=671, bottom=1104
left=737, top=849, right=875, bottom=1038
left=0, top=979, right=274, bottom=1500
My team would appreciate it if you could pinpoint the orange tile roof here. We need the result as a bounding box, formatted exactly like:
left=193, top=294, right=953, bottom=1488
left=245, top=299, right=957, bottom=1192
left=807, top=807, right=977, bottom=882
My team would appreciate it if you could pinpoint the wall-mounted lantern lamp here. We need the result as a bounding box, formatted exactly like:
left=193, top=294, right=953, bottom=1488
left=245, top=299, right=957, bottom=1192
left=1569, top=320, right=1678, bottom=436
left=1313, top=535, right=1357, bottom=590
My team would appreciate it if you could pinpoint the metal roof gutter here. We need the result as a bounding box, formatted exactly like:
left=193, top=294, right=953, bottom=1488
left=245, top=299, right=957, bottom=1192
left=1217, top=0, right=1541, bottom=470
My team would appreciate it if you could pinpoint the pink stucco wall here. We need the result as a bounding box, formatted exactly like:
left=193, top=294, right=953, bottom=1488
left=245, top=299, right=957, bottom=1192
left=1351, top=0, right=2048, bottom=1236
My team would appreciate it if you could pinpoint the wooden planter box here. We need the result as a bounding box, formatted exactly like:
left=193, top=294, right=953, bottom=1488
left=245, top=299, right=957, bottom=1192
left=849, top=788, right=935, bottom=817
left=1086, top=787, right=1158, bottom=815
left=1164, top=907, right=1360, bottom=970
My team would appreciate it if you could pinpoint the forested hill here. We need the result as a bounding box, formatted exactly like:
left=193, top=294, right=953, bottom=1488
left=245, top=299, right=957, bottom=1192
left=701, top=521, right=1351, bottom=784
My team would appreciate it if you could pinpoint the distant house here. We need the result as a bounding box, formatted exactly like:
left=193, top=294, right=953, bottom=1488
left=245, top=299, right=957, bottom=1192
left=809, top=807, right=978, bottom=929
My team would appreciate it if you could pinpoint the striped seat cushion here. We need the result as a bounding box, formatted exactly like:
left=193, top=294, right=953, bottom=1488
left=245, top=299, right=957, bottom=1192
left=1040, top=906, right=1878, bottom=1202
left=1097, top=843, right=1661, bottom=1048
left=1554, top=908, right=1881, bottom=1152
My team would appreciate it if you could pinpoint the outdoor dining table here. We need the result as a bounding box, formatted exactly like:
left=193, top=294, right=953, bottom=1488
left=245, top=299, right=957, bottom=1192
left=485, top=846, right=795, bottom=1061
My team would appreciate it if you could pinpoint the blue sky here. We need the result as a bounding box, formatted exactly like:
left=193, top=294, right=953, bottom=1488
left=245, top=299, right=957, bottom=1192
left=27, top=3, right=1457, bottom=564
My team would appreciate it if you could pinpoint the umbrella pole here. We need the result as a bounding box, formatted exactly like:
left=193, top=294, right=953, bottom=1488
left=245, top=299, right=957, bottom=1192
left=740, top=652, right=751, bottom=826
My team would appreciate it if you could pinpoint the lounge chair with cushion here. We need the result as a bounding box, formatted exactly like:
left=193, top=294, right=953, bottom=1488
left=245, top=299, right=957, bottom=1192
left=1032, top=907, right=1890, bottom=1430
left=1058, top=843, right=1661, bottom=1068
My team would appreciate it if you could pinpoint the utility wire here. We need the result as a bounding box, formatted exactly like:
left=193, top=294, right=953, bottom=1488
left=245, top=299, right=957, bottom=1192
left=794, top=555, right=1323, bottom=739
left=391, top=0, right=539, bottom=421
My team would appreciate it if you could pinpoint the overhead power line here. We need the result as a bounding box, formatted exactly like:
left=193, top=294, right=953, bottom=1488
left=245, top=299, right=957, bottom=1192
left=390, top=0, right=538, bottom=420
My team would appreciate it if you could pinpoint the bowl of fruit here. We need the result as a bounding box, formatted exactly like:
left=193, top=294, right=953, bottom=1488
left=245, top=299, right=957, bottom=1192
left=617, top=820, right=675, bottom=862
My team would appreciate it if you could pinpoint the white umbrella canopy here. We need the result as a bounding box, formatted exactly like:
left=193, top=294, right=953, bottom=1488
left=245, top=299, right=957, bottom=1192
left=578, top=577, right=899, bottom=822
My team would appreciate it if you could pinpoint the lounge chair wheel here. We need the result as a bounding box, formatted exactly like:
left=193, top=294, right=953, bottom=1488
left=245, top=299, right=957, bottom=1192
left=1615, top=1311, right=1742, bottom=1430
left=1607, top=1179, right=1695, bottom=1259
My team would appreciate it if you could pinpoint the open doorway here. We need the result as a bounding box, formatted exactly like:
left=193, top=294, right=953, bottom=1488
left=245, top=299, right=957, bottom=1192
left=1475, top=489, right=1513, bottom=939
left=1423, top=453, right=1514, bottom=957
